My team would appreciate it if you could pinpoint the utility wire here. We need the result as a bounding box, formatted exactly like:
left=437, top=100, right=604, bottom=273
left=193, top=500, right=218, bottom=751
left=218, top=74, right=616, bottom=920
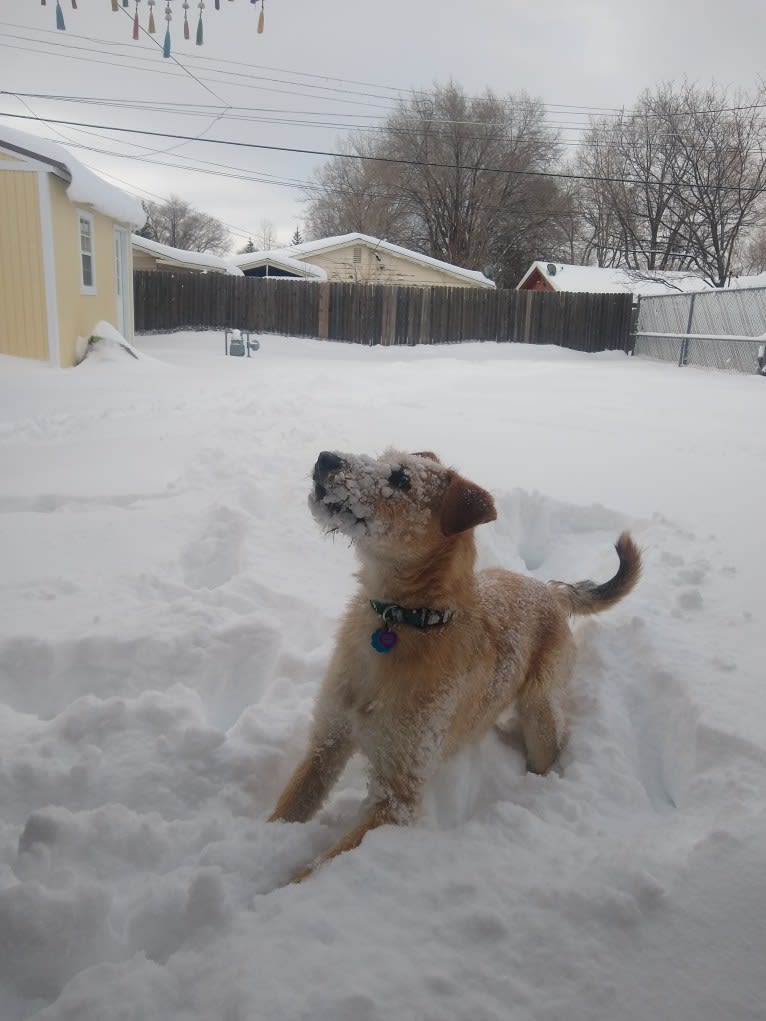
left=1, top=110, right=764, bottom=196
left=3, top=21, right=765, bottom=123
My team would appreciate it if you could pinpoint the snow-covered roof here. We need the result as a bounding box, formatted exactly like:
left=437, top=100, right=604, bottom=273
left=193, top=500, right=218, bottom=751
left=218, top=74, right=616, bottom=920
left=233, top=233, right=495, bottom=287
left=132, top=235, right=243, bottom=276
left=517, top=261, right=712, bottom=297
left=0, top=124, right=145, bottom=228
left=232, top=247, right=327, bottom=280
left=725, top=272, right=766, bottom=290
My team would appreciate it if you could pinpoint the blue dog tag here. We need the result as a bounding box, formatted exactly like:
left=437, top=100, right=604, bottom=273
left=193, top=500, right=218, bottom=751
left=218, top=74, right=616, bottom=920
left=371, top=628, right=397, bottom=653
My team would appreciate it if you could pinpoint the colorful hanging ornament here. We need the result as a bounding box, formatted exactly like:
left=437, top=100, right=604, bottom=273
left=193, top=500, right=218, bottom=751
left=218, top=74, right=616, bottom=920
left=196, top=1, right=205, bottom=45
left=46, top=0, right=270, bottom=56
left=163, top=1, right=172, bottom=58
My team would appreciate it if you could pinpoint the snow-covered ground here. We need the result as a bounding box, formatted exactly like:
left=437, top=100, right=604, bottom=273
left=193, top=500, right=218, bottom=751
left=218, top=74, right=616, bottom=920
left=1, top=332, right=764, bottom=1021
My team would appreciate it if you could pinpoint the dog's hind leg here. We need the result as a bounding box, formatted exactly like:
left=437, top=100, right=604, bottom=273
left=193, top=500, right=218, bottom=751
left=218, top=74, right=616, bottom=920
left=269, top=723, right=354, bottom=823
left=517, top=639, right=573, bottom=775
left=518, top=688, right=564, bottom=774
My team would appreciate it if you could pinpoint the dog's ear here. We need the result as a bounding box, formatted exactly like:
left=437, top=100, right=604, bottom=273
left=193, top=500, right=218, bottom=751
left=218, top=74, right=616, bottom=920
left=413, top=451, right=440, bottom=462
left=439, top=475, right=497, bottom=536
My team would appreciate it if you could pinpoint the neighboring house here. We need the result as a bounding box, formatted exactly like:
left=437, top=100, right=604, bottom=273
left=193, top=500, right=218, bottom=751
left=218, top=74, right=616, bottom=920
left=0, top=125, right=145, bottom=368
left=132, top=235, right=242, bottom=276
left=234, top=233, right=495, bottom=288
left=517, top=261, right=712, bottom=297
left=231, top=247, right=327, bottom=281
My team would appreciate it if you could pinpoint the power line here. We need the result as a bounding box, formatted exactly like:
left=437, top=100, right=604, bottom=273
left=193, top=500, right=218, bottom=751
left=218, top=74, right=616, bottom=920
left=12, top=120, right=756, bottom=248
left=5, top=21, right=765, bottom=124
left=3, top=85, right=764, bottom=160
left=2, top=109, right=764, bottom=196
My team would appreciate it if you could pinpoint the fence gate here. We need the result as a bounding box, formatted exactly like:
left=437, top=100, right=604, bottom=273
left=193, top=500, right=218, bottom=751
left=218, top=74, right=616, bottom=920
left=635, top=287, right=766, bottom=373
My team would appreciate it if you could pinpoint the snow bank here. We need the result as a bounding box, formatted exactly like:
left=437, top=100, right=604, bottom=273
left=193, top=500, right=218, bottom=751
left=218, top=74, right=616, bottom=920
left=0, top=333, right=764, bottom=1020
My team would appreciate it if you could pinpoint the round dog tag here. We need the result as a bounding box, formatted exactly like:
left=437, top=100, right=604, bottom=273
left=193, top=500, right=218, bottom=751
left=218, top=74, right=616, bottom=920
left=371, top=628, right=397, bottom=653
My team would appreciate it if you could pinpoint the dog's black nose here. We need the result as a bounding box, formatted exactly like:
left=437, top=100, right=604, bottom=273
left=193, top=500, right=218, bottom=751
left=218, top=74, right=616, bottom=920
left=315, top=451, right=343, bottom=478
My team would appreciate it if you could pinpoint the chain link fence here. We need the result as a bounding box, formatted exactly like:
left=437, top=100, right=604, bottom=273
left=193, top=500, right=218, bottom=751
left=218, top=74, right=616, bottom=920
left=634, top=287, right=766, bottom=373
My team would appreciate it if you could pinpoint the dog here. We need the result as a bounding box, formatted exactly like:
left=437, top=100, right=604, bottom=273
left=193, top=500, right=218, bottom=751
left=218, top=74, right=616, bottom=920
left=269, top=449, right=641, bottom=879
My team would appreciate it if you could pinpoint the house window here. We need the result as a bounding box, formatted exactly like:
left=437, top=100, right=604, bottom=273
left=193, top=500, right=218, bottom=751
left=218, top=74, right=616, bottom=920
left=78, top=211, right=96, bottom=293
left=352, top=245, right=362, bottom=265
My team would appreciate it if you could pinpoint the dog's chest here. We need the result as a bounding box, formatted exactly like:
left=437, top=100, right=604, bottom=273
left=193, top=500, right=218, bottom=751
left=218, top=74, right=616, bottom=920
left=341, top=651, right=440, bottom=753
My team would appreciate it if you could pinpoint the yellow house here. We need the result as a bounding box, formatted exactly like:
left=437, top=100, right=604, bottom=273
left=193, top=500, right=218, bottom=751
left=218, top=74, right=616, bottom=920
left=234, top=233, right=496, bottom=288
left=0, top=126, right=145, bottom=368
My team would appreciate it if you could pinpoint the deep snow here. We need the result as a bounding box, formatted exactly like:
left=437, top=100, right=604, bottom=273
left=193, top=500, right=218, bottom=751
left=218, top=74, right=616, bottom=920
left=0, top=332, right=764, bottom=1021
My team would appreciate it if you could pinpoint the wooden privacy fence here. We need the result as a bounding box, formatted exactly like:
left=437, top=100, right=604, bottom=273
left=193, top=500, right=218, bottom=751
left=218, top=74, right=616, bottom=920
left=134, top=271, right=634, bottom=352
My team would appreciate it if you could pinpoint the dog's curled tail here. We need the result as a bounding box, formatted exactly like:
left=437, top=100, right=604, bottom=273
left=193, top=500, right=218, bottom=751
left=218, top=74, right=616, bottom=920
left=549, top=532, right=642, bottom=617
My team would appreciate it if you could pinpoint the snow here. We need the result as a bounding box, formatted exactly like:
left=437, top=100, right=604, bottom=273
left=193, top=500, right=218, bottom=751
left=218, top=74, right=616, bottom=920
left=0, top=124, right=145, bottom=229
left=519, top=261, right=713, bottom=296
left=0, top=331, right=764, bottom=1021
left=131, top=236, right=243, bottom=276
left=727, top=272, right=766, bottom=290
left=232, top=247, right=327, bottom=280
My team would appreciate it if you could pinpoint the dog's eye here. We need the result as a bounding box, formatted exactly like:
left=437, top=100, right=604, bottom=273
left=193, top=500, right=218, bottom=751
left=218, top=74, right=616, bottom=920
left=388, top=468, right=411, bottom=491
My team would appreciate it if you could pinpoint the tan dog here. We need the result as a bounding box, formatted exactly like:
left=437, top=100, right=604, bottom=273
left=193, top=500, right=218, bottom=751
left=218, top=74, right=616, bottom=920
left=270, top=449, right=641, bottom=879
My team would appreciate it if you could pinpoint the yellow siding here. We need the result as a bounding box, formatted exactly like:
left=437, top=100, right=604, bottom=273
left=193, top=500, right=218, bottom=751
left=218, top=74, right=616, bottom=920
left=49, top=177, right=122, bottom=367
left=306, top=243, right=482, bottom=287
left=0, top=169, right=49, bottom=361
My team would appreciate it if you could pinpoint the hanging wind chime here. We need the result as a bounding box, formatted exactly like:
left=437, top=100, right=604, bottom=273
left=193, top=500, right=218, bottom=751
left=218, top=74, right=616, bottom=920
left=41, top=0, right=266, bottom=54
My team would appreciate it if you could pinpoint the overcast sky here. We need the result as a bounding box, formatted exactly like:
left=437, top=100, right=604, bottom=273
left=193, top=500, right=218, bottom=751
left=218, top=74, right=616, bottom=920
left=2, top=0, right=765, bottom=251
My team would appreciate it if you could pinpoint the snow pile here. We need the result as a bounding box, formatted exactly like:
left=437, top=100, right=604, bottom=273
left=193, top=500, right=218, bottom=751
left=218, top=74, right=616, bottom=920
left=0, top=333, right=764, bottom=1021
left=73, top=321, right=147, bottom=367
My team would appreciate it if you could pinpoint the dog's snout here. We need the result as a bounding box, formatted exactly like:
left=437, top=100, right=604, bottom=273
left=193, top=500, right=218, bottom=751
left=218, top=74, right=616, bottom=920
left=315, top=451, right=343, bottom=478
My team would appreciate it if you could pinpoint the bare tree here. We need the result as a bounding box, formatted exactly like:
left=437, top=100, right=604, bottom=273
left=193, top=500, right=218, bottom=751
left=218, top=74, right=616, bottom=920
left=575, top=85, right=694, bottom=271
left=305, top=133, right=412, bottom=241
left=139, top=195, right=230, bottom=255
left=576, top=81, right=766, bottom=285
left=669, top=83, right=766, bottom=286
left=255, top=218, right=279, bottom=251
left=740, top=227, right=766, bottom=273
left=304, top=82, right=563, bottom=286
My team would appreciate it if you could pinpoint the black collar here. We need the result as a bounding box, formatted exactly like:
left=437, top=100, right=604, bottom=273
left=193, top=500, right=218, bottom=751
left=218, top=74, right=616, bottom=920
left=369, top=599, right=455, bottom=629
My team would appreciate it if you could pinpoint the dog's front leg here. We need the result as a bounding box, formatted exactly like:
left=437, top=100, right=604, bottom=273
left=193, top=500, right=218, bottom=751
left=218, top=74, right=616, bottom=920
left=292, top=714, right=446, bottom=881
left=291, top=788, right=419, bottom=882
left=269, top=719, right=354, bottom=824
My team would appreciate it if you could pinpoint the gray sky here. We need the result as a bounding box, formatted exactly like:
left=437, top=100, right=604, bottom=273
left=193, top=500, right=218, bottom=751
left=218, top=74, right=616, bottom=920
left=2, top=0, right=765, bottom=251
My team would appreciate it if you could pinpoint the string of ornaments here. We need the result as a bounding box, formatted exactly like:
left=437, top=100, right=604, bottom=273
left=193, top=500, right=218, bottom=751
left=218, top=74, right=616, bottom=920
left=40, top=0, right=265, bottom=55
